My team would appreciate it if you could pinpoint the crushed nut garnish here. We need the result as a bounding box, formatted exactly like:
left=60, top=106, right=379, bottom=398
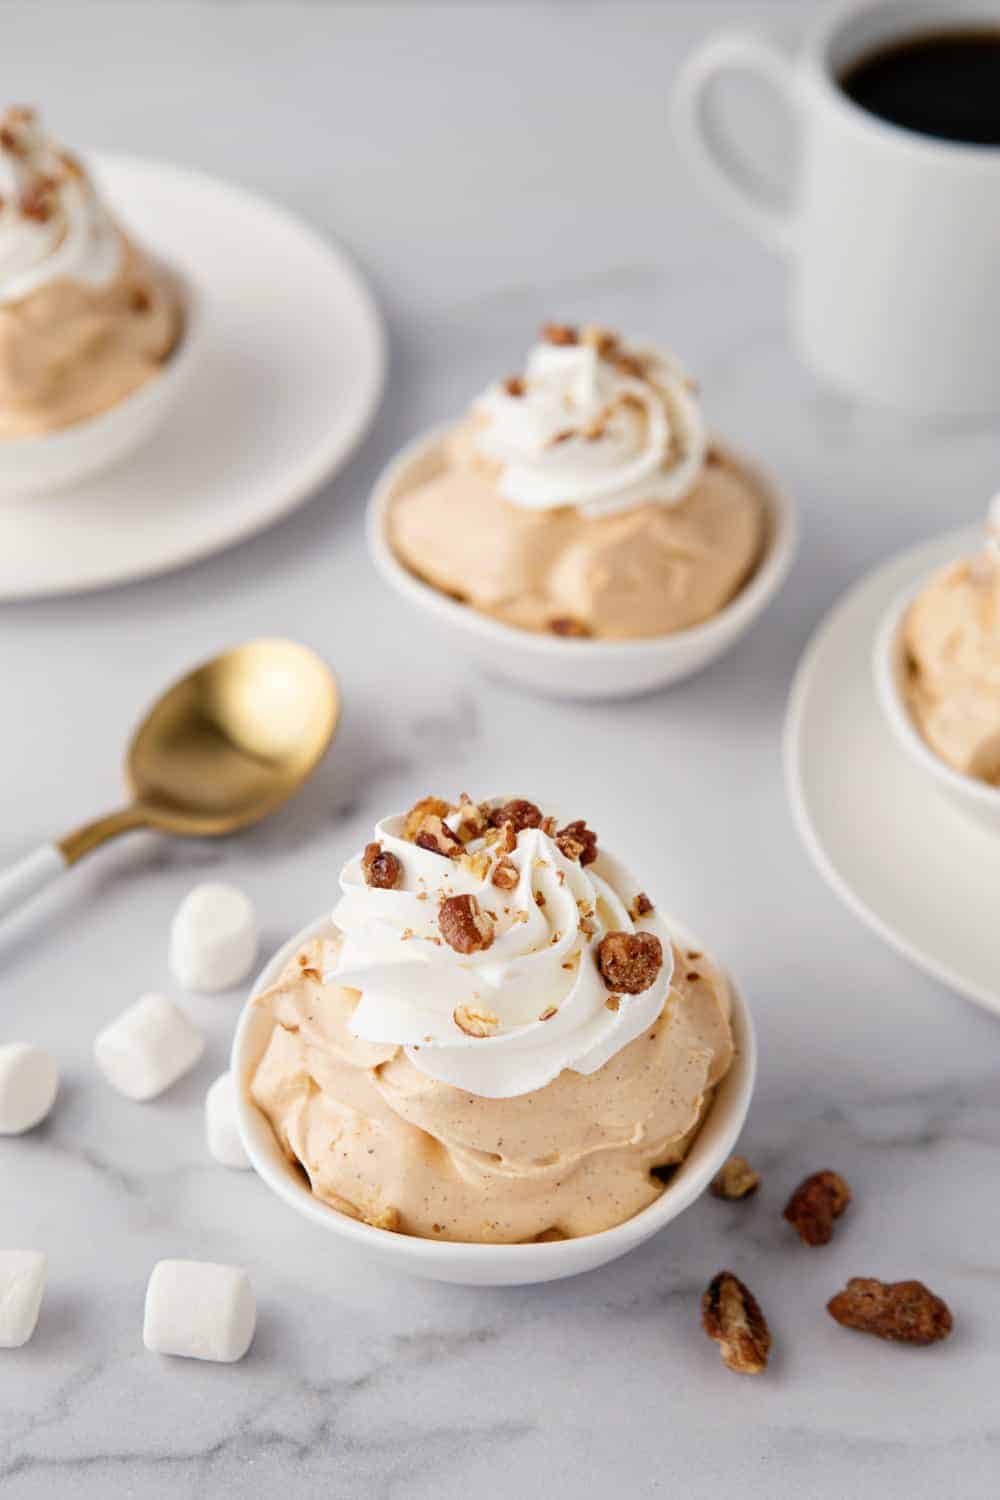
left=630, top=892, right=654, bottom=920
left=556, top=819, right=598, bottom=866
left=549, top=617, right=591, bottom=637
left=503, top=375, right=526, bottom=397
left=362, top=840, right=402, bottom=890
left=453, top=1004, right=500, bottom=1038
left=541, top=321, right=578, bottom=346
left=605, top=995, right=621, bottom=1012
left=415, top=815, right=463, bottom=859
left=490, top=799, right=542, bottom=834
left=491, top=857, right=519, bottom=892
left=439, top=894, right=495, bottom=954
left=710, top=1156, right=761, bottom=1200
left=538, top=1006, right=557, bottom=1022
left=403, top=796, right=453, bottom=841
left=597, top=930, right=663, bottom=993
left=451, top=794, right=488, bottom=844
left=580, top=324, right=618, bottom=356
left=702, top=1271, right=771, bottom=1375
left=535, top=890, right=546, bottom=907
left=827, top=1278, right=953, bottom=1346
left=461, top=848, right=492, bottom=882
left=784, top=1170, right=851, bottom=1247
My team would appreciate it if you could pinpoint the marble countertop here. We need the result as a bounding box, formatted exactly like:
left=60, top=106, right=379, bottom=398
left=3, top=4, right=1000, bottom=1496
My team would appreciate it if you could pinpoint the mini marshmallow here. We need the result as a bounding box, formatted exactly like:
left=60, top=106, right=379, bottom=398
left=0, top=1250, right=47, bottom=1347
left=0, top=1043, right=59, bottom=1134
left=143, top=1259, right=256, bottom=1363
left=94, top=994, right=204, bottom=1101
left=169, top=883, right=258, bottom=993
left=205, top=1072, right=251, bottom=1170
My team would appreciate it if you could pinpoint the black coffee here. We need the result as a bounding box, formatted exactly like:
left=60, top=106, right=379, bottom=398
left=839, top=29, right=1000, bottom=144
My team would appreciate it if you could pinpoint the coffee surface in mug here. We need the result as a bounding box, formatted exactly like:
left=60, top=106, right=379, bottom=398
left=839, top=29, right=1000, bottom=145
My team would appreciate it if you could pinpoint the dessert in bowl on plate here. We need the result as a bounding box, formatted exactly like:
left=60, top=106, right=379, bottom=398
left=0, top=106, right=195, bottom=495
left=369, top=323, right=796, bottom=698
left=875, top=499, right=1000, bottom=834
left=233, top=793, right=755, bottom=1284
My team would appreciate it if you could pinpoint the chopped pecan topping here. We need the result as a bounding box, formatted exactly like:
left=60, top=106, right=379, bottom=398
left=630, top=891, right=654, bottom=920
left=547, top=428, right=575, bottom=447
left=541, top=816, right=557, bottom=835
left=534, top=889, right=546, bottom=907
left=491, top=856, right=519, bottom=891
left=461, top=848, right=491, bottom=881
left=702, top=1271, right=771, bottom=1375
left=362, top=841, right=402, bottom=890
left=549, top=617, right=591, bottom=638
left=605, top=995, right=620, bottom=1012
left=403, top=796, right=453, bottom=841
left=827, top=1278, right=953, bottom=1346
left=490, top=799, right=543, bottom=834
left=555, top=819, right=598, bottom=866
left=541, top=321, right=578, bottom=346
left=439, top=894, right=494, bottom=954
left=711, top=1156, right=760, bottom=1201
left=784, top=1170, right=851, bottom=1246
left=611, top=349, right=648, bottom=380
left=503, top=375, right=525, bottom=397
left=453, top=1003, right=500, bottom=1037
left=597, top=931, right=663, bottom=994
left=580, top=324, right=619, bottom=356
left=414, top=816, right=463, bottom=859
left=538, top=1006, right=557, bottom=1022
left=451, top=794, right=488, bottom=844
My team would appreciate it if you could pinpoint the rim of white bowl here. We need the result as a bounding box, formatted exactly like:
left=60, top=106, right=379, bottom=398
left=367, top=424, right=797, bottom=658
left=0, top=274, right=201, bottom=454
left=874, top=577, right=1000, bottom=811
left=232, top=911, right=756, bottom=1266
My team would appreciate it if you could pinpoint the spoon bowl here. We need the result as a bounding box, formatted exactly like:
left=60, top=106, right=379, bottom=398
left=0, top=638, right=339, bottom=921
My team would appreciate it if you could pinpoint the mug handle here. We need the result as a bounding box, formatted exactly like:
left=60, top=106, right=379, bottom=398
left=673, top=31, right=801, bottom=257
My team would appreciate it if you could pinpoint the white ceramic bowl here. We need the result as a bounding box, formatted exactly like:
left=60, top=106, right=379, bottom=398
left=232, top=911, right=756, bottom=1286
left=0, top=281, right=201, bottom=499
left=367, top=426, right=797, bottom=700
left=874, top=581, right=1000, bottom=837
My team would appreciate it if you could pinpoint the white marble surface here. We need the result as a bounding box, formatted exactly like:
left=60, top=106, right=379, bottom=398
left=3, top=4, right=1000, bottom=1496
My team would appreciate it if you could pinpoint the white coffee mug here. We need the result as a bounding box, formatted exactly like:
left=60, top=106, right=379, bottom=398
left=674, top=0, right=1000, bottom=416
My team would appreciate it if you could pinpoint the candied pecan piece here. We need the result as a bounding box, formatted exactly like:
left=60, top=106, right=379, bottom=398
left=403, top=796, right=453, bottom=841
left=491, top=856, right=519, bottom=891
left=541, top=321, right=578, bottom=346
left=827, top=1278, right=952, bottom=1346
left=451, top=794, right=488, bottom=844
left=702, top=1271, right=771, bottom=1376
left=711, top=1156, right=760, bottom=1201
left=503, top=375, right=525, bottom=397
left=549, top=617, right=591, bottom=638
left=555, top=819, right=598, bottom=866
left=597, top=931, right=662, bottom=994
left=415, top=816, right=463, bottom=859
left=489, top=799, right=543, bottom=834
left=784, top=1170, right=851, bottom=1246
left=453, top=1003, right=500, bottom=1037
left=361, top=841, right=402, bottom=890
left=439, top=894, right=495, bottom=954
left=580, top=324, right=619, bottom=356
left=630, top=891, right=654, bottom=919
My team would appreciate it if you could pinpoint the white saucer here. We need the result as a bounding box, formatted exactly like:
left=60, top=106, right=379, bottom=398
left=0, top=154, right=385, bottom=600
left=784, top=525, right=1000, bottom=1017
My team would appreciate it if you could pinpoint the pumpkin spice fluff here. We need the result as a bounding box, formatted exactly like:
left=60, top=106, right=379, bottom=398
left=250, top=795, right=735, bottom=1243
left=0, top=106, right=182, bottom=437
left=388, top=323, right=766, bottom=639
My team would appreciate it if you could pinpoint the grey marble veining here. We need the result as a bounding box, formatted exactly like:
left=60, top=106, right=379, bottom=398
left=3, top=4, right=1000, bottom=1496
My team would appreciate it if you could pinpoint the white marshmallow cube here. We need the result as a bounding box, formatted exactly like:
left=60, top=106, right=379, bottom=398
left=0, top=1250, right=47, bottom=1347
left=94, top=994, right=204, bottom=1101
left=205, top=1072, right=251, bottom=1170
left=143, top=1259, right=256, bottom=1363
left=169, top=883, right=258, bottom=993
left=0, top=1043, right=59, bottom=1134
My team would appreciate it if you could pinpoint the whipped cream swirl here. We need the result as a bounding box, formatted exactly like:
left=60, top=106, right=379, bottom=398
left=0, top=108, right=121, bottom=306
left=472, top=331, right=707, bottom=517
left=327, top=807, right=674, bottom=1098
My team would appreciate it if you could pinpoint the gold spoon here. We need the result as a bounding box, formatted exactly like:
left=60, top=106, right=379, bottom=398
left=0, top=639, right=339, bottom=922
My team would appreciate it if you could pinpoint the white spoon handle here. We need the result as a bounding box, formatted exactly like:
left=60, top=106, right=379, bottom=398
left=0, top=844, right=67, bottom=923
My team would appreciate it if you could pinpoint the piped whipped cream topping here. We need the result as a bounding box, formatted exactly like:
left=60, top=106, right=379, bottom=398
left=0, top=107, right=121, bottom=306
left=471, top=324, right=707, bottom=518
left=327, top=799, right=674, bottom=1099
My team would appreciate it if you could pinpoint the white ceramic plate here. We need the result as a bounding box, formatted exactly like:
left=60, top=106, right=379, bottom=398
left=784, top=525, right=1000, bottom=1016
left=0, top=154, right=385, bottom=600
